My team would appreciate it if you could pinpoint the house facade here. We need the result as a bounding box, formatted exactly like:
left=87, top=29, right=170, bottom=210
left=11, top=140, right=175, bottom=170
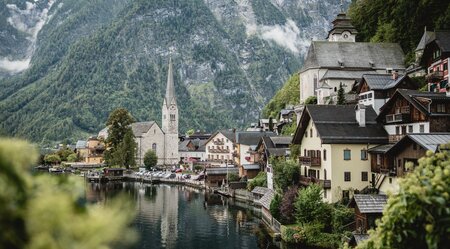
left=204, top=130, right=235, bottom=167
left=132, top=121, right=166, bottom=166
left=377, top=89, right=450, bottom=143
left=292, top=105, right=388, bottom=203
left=76, top=137, right=105, bottom=164
left=420, top=31, right=450, bottom=93
left=356, top=73, right=418, bottom=114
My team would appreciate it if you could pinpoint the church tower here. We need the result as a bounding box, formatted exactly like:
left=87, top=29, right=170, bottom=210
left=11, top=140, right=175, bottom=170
left=326, top=12, right=358, bottom=42
left=161, top=58, right=179, bottom=165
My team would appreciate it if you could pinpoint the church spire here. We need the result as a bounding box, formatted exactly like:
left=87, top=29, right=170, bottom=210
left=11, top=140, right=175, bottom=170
left=165, top=57, right=176, bottom=105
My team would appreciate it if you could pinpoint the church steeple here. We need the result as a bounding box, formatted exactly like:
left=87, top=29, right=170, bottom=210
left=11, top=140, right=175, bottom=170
left=165, top=57, right=176, bottom=106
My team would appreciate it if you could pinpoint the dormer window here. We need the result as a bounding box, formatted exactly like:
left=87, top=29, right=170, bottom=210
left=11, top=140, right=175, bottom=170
left=338, top=60, right=344, bottom=67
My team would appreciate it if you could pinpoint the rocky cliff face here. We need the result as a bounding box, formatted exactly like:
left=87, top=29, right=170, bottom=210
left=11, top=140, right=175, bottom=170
left=0, top=0, right=348, bottom=143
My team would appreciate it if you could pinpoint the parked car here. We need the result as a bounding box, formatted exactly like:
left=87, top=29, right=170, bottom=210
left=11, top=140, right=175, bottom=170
left=175, top=168, right=182, bottom=173
left=183, top=174, right=191, bottom=179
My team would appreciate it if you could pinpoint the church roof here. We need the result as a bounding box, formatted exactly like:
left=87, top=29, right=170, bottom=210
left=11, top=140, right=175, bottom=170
left=131, top=121, right=156, bottom=137
left=300, top=42, right=405, bottom=73
left=326, top=13, right=358, bottom=39
left=165, top=57, right=177, bottom=105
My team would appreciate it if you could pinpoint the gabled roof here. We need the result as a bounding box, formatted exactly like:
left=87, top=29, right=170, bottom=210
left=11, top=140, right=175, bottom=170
left=300, top=41, right=405, bottom=73
left=358, top=74, right=416, bottom=92
left=377, top=89, right=450, bottom=120
left=236, top=131, right=275, bottom=146
left=257, top=189, right=275, bottom=210
left=205, top=130, right=235, bottom=145
left=353, top=194, right=387, bottom=213
left=131, top=121, right=157, bottom=137
left=270, top=136, right=292, bottom=146
left=76, top=140, right=87, bottom=149
left=321, top=70, right=376, bottom=81
left=389, top=133, right=450, bottom=153
left=293, top=105, right=388, bottom=144
left=433, top=31, right=450, bottom=52
left=415, top=30, right=435, bottom=52
left=267, top=148, right=289, bottom=157
left=178, top=140, right=191, bottom=151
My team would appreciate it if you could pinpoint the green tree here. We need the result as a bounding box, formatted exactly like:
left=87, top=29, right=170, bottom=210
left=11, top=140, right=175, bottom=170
left=104, top=108, right=135, bottom=167
left=0, top=139, right=136, bottom=249
left=272, top=159, right=300, bottom=191
left=270, top=193, right=282, bottom=220
left=337, top=83, right=346, bottom=105
left=268, top=117, right=274, bottom=132
left=247, top=171, right=267, bottom=191
left=56, top=147, right=74, bottom=161
left=143, top=150, right=158, bottom=170
left=44, top=154, right=61, bottom=164
left=294, top=184, right=331, bottom=225
left=305, top=96, right=317, bottom=105
left=67, top=153, right=78, bottom=162
left=186, top=129, right=195, bottom=136
left=357, top=148, right=450, bottom=249
left=228, top=173, right=240, bottom=182
left=263, top=73, right=300, bottom=118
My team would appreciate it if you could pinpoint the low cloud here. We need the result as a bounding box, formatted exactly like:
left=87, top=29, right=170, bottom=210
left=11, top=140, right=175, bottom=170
left=0, top=58, right=31, bottom=73
left=260, top=19, right=307, bottom=55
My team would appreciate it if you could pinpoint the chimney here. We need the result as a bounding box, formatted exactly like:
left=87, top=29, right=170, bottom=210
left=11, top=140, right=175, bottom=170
left=392, top=71, right=399, bottom=80
left=355, top=104, right=366, bottom=127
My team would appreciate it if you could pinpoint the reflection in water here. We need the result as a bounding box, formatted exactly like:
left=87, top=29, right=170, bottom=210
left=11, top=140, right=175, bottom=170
left=85, top=182, right=282, bottom=249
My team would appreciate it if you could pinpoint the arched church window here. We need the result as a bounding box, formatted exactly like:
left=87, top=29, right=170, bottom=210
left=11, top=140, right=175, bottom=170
left=152, top=143, right=157, bottom=151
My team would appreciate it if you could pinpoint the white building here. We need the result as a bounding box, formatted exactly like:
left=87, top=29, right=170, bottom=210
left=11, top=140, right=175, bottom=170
left=205, top=130, right=235, bottom=167
left=299, top=12, right=406, bottom=106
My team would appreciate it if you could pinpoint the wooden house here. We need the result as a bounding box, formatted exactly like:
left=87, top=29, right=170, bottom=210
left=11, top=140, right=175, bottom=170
left=377, top=89, right=450, bottom=143
left=420, top=31, right=450, bottom=92
left=356, top=73, right=418, bottom=114
left=368, top=133, right=450, bottom=194
left=205, top=167, right=239, bottom=187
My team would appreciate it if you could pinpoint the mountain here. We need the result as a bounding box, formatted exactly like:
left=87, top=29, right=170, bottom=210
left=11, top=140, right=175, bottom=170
left=0, top=0, right=348, bottom=144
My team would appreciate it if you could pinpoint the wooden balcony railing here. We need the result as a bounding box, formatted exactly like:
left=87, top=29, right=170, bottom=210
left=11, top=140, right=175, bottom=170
left=299, top=156, right=321, bottom=166
left=213, top=140, right=224, bottom=145
left=299, top=175, right=331, bottom=189
left=426, top=71, right=444, bottom=82
left=389, top=134, right=405, bottom=143
left=385, top=113, right=410, bottom=123
left=209, top=148, right=230, bottom=153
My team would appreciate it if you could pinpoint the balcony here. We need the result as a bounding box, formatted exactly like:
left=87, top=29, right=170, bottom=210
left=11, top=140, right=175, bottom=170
left=209, top=148, right=230, bottom=153
left=389, top=134, right=405, bottom=143
left=299, top=156, right=321, bottom=166
left=299, top=175, right=331, bottom=189
left=426, top=71, right=444, bottom=82
left=213, top=140, right=224, bottom=145
left=385, top=113, right=410, bottom=123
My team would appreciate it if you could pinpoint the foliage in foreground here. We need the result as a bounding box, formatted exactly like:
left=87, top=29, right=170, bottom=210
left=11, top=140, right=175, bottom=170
left=0, top=138, right=136, bottom=249
left=356, top=148, right=450, bottom=249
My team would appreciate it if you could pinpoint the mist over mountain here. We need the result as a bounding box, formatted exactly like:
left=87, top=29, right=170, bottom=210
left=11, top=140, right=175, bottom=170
left=0, top=0, right=348, bottom=143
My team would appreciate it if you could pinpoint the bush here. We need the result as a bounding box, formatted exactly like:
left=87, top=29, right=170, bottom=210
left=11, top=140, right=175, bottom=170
left=270, top=193, right=282, bottom=220
left=228, top=173, right=240, bottom=182
left=294, top=184, right=331, bottom=225
left=332, top=204, right=354, bottom=233
left=247, top=171, right=267, bottom=191
left=272, top=159, right=300, bottom=191
left=305, top=96, right=317, bottom=104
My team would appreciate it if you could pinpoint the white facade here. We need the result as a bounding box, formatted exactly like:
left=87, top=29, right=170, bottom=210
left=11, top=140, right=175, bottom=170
left=134, top=122, right=166, bottom=166
left=179, top=150, right=206, bottom=162
left=205, top=132, right=234, bottom=167
left=358, top=90, right=389, bottom=114
left=299, top=120, right=375, bottom=203
left=383, top=122, right=430, bottom=136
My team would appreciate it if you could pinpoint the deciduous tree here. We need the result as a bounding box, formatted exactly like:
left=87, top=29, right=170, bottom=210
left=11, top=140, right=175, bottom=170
left=144, top=150, right=158, bottom=170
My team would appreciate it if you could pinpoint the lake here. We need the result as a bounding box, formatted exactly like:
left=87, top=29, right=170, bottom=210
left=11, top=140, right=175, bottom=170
left=85, top=182, right=283, bottom=249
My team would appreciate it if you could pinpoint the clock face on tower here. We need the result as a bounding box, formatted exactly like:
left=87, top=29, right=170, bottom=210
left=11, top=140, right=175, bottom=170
left=170, top=105, right=176, bottom=111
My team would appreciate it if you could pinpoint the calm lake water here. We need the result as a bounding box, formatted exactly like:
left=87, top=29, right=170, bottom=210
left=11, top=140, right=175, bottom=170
left=85, top=182, right=282, bottom=249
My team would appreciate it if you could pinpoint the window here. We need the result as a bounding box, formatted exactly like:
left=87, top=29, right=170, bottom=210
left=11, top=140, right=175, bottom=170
left=344, top=149, right=351, bottom=160
left=408, top=125, right=413, bottom=133
left=437, top=104, right=446, bottom=113
left=305, top=131, right=308, bottom=137
left=396, top=126, right=400, bottom=135
left=420, top=125, right=425, bottom=133
left=360, top=149, right=368, bottom=160
left=324, top=169, right=327, bottom=180
left=310, top=128, right=313, bottom=137
left=323, top=149, right=327, bottom=161
left=344, top=172, right=351, bottom=182
left=389, top=177, right=393, bottom=184
left=376, top=154, right=382, bottom=165
left=170, top=114, right=175, bottom=121
left=444, top=63, right=448, bottom=71
left=413, top=143, right=417, bottom=150
left=361, top=171, right=368, bottom=181
left=152, top=143, right=157, bottom=151
left=304, top=149, right=307, bottom=156
left=401, top=126, right=407, bottom=135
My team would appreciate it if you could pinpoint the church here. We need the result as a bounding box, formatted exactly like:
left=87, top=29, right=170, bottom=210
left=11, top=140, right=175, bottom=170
left=132, top=58, right=179, bottom=166
left=98, top=59, right=180, bottom=166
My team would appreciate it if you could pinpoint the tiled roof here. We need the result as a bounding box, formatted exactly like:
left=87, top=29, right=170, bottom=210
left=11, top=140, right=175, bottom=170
left=415, top=30, right=435, bottom=51
left=236, top=131, right=275, bottom=145
left=301, top=41, right=405, bottom=73
left=178, top=140, right=190, bottom=151
left=434, top=31, right=450, bottom=52
left=368, top=144, right=394, bottom=154
left=76, top=140, right=87, bottom=149
left=251, top=186, right=270, bottom=196
left=131, top=121, right=156, bottom=137
left=402, top=133, right=450, bottom=152
left=361, top=74, right=408, bottom=90
left=293, top=105, right=388, bottom=144
left=321, top=70, right=376, bottom=80
left=267, top=148, right=289, bottom=157
left=257, top=189, right=275, bottom=210
left=353, top=194, right=387, bottom=213
left=270, top=136, right=292, bottom=146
